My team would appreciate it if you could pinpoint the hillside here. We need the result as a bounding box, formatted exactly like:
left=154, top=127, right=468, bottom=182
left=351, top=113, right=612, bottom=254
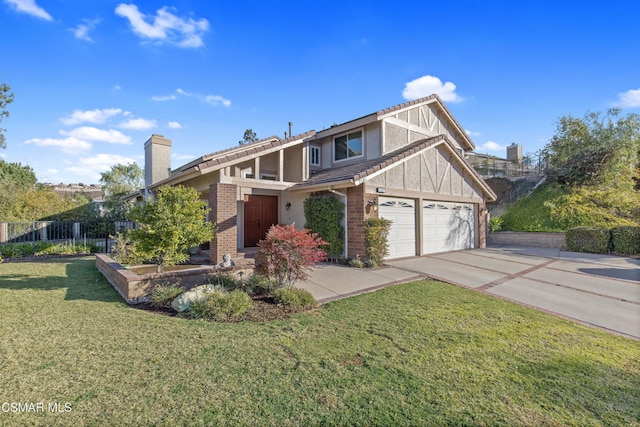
left=498, top=182, right=640, bottom=232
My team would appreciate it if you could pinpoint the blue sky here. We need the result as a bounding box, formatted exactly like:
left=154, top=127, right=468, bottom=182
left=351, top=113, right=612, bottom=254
left=1, top=0, right=639, bottom=184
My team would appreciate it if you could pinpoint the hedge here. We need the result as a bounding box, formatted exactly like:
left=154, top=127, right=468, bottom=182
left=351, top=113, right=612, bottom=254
left=565, top=226, right=610, bottom=254
left=610, top=226, right=640, bottom=255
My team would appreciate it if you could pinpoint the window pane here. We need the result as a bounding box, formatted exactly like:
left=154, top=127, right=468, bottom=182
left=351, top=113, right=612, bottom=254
left=335, top=136, right=347, bottom=160
left=310, top=146, right=320, bottom=165
left=347, top=131, right=362, bottom=157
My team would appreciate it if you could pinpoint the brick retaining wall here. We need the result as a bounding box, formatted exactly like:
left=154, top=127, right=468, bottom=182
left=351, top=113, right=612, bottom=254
left=488, top=232, right=566, bottom=249
left=95, top=253, right=253, bottom=304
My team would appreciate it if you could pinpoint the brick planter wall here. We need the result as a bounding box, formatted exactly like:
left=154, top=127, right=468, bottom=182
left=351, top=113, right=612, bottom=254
left=95, top=253, right=253, bottom=304
left=488, top=232, right=567, bottom=249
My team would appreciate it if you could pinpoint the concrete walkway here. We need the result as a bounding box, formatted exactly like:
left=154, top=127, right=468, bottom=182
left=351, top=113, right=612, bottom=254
left=298, top=246, right=640, bottom=340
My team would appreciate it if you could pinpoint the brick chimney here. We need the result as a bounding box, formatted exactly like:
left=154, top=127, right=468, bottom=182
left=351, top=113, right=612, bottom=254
left=144, top=134, right=172, bottom=198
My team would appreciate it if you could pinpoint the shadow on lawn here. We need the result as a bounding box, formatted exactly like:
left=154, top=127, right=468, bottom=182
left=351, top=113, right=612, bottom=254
left=0, top=256, right=124, bottom=304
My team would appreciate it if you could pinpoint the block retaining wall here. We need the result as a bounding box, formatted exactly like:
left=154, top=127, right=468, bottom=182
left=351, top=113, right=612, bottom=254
left=488, top=232, right=567, bottom=249
left=95, top=253, right=253, bottom=304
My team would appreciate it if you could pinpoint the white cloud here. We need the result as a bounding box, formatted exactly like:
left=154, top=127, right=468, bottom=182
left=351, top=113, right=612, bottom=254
left=174, top=88, right=231, bottom=107
left=615, top=88, right=640, bottom=108
left=119, top=118, right=157, bottom=130
left=4, top=0, right=52, bottom=21
left=70, top=19, right=101, bottom=41
left=115, top=3, right=209, bottom=48
left=47, top=168, right=58, bottom=174
left=24, top=137, right=92, bottom=153
left=465, top=129, right=481, bottom=137
left=61, top=108, right=123, bottom=125
left=152, top=94, right=177, bottom=101
left=478, top=141, right=505, bottom=152
left=67, top=153, right=138, bottom=180
left=402, top=75, right=464, bottom=102
left=60, top=127, right=132, bottom=144
left=205, top=95, right=231, bottom=107
left=167, top=121, right=182, bottom=129
left=113, top=85, right=122, bottom=92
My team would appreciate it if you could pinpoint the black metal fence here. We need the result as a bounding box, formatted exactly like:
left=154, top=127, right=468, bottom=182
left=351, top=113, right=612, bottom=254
left=0, top=220, right=135, bottom=253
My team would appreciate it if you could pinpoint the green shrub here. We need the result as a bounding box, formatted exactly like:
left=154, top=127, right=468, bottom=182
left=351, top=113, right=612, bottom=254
left=111, top=232, right=143, bottom=265
left=364, top=217, right=392, bottom=267
left=304, top=195, right=345, bottom=259
left=209, top=274, right=240, bottom=290
left=190, top=289, right=252, bottom=321
left=349, top=257, right=364, bottom=268
left=489, top=216, right=504, bottom=232
left=610, top=226, right=640, bottom=255
left=0, top=241, right=97, bottom=258
left=272, top=288, right=316, bottom=307
left=242, top=273, right=276, bottom=296
left=150, top=285, right=185, bottom=309
left=566, top=226, right=610, bottom=254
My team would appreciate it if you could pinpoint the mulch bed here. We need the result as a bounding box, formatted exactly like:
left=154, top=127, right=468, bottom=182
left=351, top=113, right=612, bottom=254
left=132, top=295, right=316, bottom=322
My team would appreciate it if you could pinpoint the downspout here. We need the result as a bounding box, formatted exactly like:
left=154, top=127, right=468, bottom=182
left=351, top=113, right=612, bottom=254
left=327, top=186, right=348, bottom=258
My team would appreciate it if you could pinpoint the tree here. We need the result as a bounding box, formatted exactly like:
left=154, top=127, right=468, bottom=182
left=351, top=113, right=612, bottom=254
left=0, top=160, right=36, bottom=219
left=258, top=224, right=327, bottom=288
left=238, top=128, right=257, bottom=146
left=0, top=82, right=14, bottom=149
left=100, top=163, right=144, bottom=218
left=127, top=185, right=216, bottom=272
left=543, top=109, right=640, bottom=188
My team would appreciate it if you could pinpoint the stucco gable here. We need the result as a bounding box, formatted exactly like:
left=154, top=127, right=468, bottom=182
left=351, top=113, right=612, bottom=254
left=291, top=135, right=496, bottom=201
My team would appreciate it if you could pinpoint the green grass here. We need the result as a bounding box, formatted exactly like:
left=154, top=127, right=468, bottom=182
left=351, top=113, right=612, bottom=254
left=1, top=257, right=639, bottom=426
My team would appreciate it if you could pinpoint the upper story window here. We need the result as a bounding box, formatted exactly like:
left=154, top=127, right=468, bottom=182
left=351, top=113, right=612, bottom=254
left=334, top=130, right=363, bottom=162
left=310, top=145, right=320, bottom=167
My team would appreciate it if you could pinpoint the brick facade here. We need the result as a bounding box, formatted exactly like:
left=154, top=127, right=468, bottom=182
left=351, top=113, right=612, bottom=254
left=209, top=183, right=238, bottom=264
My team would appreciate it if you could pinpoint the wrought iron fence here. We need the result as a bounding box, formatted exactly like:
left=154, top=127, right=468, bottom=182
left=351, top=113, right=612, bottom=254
left=0, top=220, right=135, bottom=253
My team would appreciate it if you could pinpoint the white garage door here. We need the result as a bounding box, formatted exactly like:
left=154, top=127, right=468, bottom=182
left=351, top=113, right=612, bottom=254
left=423, top=201, right=475, bottom=254
left=379, top=197, right=416, bottom=259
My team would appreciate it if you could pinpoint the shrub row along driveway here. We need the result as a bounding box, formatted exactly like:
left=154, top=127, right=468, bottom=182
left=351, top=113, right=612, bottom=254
left=386, top=247, right=640, bottom=339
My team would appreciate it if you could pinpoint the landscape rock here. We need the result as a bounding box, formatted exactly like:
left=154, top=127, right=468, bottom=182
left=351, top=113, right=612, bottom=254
left=171, top=284, right=221, bottom=312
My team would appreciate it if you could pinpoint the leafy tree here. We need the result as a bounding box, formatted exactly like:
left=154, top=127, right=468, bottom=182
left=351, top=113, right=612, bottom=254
left=14, top=187, right=95, bottom=221
left=0, top=82, right=14, bottom=149
left=0, top=160, right=37, bottom=219
left=127, top=185, right=216, bottom=272
left=100, top=163, right=144, bottom=218
left=258, top=224, right=327, bottom=288
left=238, top=128, right=257, bottom=146
left=543, top=109, right=640, bottom=188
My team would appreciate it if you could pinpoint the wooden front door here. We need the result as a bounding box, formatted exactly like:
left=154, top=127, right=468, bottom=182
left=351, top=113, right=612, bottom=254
left=243, top=195, right=278, bottom=247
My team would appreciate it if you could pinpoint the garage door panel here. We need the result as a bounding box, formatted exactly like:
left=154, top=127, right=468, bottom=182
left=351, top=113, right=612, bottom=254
left=379, top=197, right=416, bottom=259
left=423, top=201, right=475, bottom=254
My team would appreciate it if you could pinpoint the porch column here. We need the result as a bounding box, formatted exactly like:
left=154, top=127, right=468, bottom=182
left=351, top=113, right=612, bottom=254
left=209, top=183, right=238, bottom=264
left=478, top=202, right=487, bottom=248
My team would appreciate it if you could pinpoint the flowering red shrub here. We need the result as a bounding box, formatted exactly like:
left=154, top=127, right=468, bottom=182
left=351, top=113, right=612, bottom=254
left=258, top=224, right=327, bottom=288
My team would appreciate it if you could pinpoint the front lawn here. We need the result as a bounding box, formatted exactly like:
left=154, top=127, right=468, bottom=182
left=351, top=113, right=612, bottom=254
left=1, top=257, right=638, bottom=426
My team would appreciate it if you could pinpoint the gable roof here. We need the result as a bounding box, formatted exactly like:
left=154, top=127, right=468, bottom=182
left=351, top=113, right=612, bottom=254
left=148, top=130, right=316, bottom=189
left=312, top=94, right=475, bottom=151
left=291, top=134, right=496, bottom=201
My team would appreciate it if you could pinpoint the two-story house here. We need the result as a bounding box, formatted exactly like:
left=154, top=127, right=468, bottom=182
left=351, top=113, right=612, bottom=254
left=138, top=94, right=496, bottom=264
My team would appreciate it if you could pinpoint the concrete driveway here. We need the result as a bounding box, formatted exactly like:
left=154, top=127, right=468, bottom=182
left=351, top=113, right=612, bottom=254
left=387, top=247, right=640, bottom=340
left=299, top=246, right=639, bottom=339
